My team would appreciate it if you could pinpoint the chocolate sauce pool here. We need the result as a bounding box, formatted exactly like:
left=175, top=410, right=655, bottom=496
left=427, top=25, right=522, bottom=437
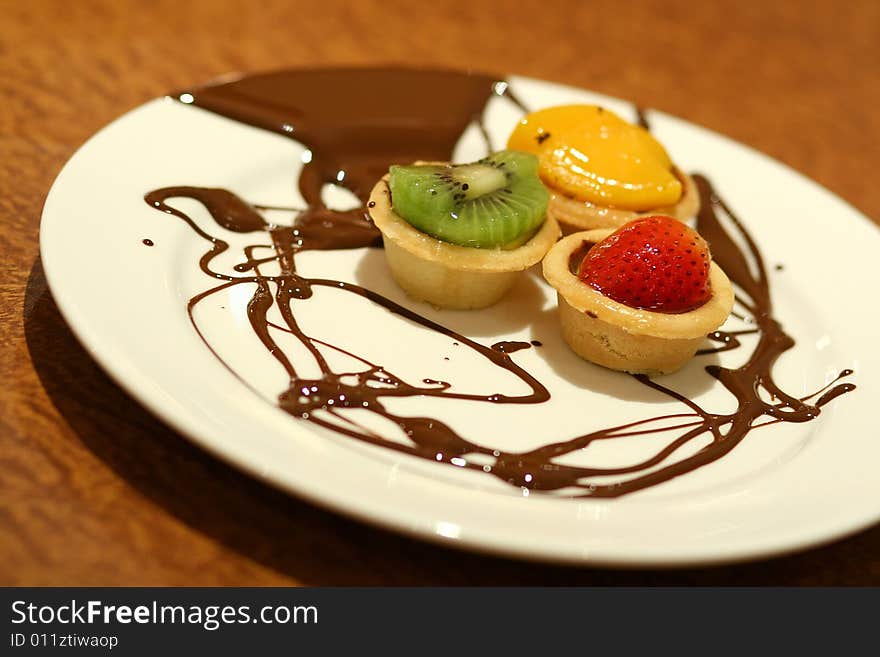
left=145, top=68, right=854, bottom=497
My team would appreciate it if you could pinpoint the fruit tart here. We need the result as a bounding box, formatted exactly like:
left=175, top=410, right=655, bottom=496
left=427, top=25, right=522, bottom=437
left=508, top=105, right=699, bottom=233
left=368, top=150, right=560, bottom=310
left=542, top=215, right=734, bottom=375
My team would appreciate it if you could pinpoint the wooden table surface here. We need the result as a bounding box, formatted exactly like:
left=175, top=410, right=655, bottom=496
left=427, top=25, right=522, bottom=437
left=3, top=0, right=879, bottom=585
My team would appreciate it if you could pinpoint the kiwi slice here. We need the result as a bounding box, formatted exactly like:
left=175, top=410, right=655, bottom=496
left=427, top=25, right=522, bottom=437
left=388, top=150, right=549, bottom=249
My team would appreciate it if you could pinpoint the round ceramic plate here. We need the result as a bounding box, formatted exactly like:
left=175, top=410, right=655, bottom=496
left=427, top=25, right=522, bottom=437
left=40, top=69, right=880, bottom=566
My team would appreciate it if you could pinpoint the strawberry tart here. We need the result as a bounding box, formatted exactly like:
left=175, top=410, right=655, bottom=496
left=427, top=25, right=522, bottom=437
left=542, top=215, right=734, bottom=375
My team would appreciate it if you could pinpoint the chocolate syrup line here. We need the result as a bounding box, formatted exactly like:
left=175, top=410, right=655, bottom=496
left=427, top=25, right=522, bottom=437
left=497, top=82, right=530, bottom=114
left=252, top=203, right=306, bottom=212
left=234, top=246, right=278, bottom=272
left=802, top=380, right=846, bottom=402
left=521, top=414, right=703, bottom=458
left=147, top=69, right=855, bottom=498
left=183, top=278, right=271, bottom=399
left=475, top=115, right=494, bottom=153
left=734, top=293, right=758, bottom=316
left=696, top=328, right=760, bottom=356
left=491, top=341, right=534, bottom=354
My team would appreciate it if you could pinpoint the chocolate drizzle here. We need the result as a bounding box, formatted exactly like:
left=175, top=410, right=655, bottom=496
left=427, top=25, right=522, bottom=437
left=491, top=341, right=534, bottom=354
left=145, top=68, right=855, bottom=498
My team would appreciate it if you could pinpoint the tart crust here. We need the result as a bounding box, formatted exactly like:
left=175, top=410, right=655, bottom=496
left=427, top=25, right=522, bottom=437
left=368, top=175, right=560, bottom=310
left=547, top=167, right=700, bottom=234
left=542, top=230, right=735, bottom=376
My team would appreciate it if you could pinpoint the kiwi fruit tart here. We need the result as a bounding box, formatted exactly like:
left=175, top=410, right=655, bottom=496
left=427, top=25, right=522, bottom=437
left=368, top=150, right=559, bottom=310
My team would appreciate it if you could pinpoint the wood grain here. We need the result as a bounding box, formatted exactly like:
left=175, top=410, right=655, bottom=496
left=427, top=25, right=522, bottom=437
left=2, top=0, right=878, bottom=585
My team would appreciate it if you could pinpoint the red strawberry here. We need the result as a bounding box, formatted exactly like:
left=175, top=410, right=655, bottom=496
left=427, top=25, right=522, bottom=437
left=577, top=215, right=712, bottom=314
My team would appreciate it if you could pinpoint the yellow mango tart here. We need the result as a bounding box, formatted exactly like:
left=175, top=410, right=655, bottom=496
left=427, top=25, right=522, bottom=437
left=508, top=105, right=699, bottom=233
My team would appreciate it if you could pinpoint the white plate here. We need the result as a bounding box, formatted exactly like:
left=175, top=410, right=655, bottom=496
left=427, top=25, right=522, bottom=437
left=40, top=70, right=880, bottom=567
